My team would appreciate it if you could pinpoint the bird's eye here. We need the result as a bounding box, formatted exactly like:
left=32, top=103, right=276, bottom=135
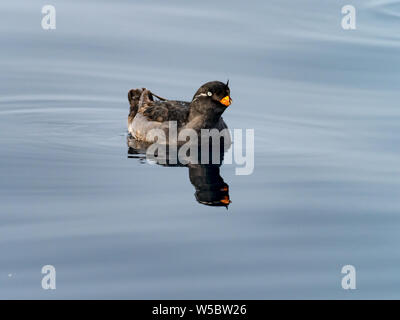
left=207, top=91, right=212, bottom=96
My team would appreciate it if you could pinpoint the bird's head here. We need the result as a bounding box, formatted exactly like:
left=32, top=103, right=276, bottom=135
left=191, top=80, right=232, bottom=117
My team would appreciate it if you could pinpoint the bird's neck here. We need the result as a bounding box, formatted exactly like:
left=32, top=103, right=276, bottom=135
left=187, top=100, right=221, bottom=129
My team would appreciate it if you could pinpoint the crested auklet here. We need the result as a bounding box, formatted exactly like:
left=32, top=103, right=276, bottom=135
left=127, top=81, right=232, bottom=143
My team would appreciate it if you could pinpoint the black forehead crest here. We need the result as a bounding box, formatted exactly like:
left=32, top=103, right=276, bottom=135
left=203, top=81, right=229, bottom=91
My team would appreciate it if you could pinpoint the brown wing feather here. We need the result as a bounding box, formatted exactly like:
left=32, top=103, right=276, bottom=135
left=128, top=88, right=190, bottom=125
left=141, top=100, right=190, bottom=125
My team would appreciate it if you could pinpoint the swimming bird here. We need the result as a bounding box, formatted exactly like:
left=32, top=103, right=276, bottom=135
left=127, top=81, right=232, bottom=143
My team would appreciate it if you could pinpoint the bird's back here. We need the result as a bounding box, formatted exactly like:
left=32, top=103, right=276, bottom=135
left=128, top=88, right=191, bottom=141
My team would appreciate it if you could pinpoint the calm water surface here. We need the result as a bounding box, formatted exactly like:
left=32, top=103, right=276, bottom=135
left=1, top=0, right=400, bottom=298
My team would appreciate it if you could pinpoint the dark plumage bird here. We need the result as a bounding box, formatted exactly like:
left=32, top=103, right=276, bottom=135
left=127, top=81, right=232, bottom=143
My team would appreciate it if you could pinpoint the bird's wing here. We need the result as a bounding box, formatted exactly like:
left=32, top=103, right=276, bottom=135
left=141, top=100, right=190, bottom=123
left=128, top=88, right=190, bottom=125
left=138, top=91, right=190, bottom=125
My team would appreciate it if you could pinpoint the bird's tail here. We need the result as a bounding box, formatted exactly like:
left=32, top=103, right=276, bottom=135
left=127, top=88, right=143, bottom=119
left=128, top=88, right=167, bottom=121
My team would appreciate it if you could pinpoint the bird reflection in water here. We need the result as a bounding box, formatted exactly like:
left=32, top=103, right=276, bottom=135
left=127, top=136, right=231, bottom=208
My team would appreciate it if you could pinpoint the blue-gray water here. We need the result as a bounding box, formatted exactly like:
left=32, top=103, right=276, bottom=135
left=1, top=0, right=400, bottom=299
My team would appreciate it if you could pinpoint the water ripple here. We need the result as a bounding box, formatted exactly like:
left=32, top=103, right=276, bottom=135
left=368, top=0, right=400, bottom=18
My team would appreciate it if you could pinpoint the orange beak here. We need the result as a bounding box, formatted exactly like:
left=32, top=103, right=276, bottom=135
left=220, top=96, right=232, bottom=107
left=220, top=195, right=231, bottom=205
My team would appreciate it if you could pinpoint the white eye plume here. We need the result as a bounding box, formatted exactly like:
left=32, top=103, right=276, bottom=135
left=207, top=91, right=212, bottom=96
